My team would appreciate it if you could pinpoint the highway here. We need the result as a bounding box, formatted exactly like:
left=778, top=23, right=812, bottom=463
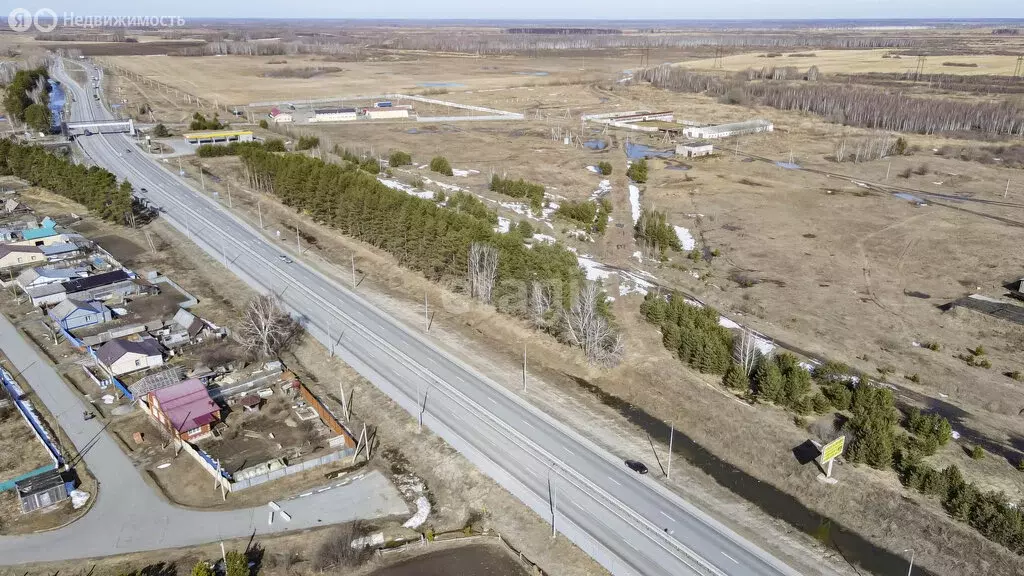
left=48, top=59, right=801, bottom=576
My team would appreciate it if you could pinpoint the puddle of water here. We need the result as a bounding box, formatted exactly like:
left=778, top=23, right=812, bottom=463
left=893, top=192, right=928, bottom=205
left=775, top=161, right=801, bottom=170
left=417, top=81, right=466, bottom=88
left=569, top=376, right=933, bottom=576
left=516, top=71, right=550, bottom=76
left=584, top=139, right=608, bottom=150
left=625, top=142, right=674, bottom=160
left=406, top=129, right=420, bottom=134
left=48, top=80, right=65, bottom=131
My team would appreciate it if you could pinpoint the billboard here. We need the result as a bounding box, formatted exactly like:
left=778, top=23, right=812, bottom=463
left=821, top=436, right=845, bottom=463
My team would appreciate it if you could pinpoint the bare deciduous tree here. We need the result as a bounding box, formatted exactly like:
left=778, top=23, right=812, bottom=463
left=733, top=327, right=761, bottom=376
left=237, top=294, right=300, bottom=359
left=529, top=280, right=553, bottom=328
left=467, top=242, right=499, bottom=304
left=562, top=281, right=623, bottom=367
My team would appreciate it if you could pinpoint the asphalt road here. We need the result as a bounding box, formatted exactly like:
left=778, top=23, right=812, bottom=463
left=50, top=60, right=801, bottom=576
left=0, top=313, right=409, bottom=564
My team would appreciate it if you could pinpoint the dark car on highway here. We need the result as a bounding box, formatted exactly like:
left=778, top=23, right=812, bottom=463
left=625, top=460, right=648, bottom=474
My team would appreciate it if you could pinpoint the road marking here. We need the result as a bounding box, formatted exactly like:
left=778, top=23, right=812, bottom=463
left=488, top=397, right=498, bottom=405
left=623, top=537, right=639, bottom=551
left=455, top=376, right=465, bottom=383
left=607, top=476, right=622, bottom=486
left=721, top=552, right=740, bottom=565
left=659, top=510, right=677, bottom=523
left=562, top=447, right=575, bottom=456
left=521, top=420, right=536, bottom=430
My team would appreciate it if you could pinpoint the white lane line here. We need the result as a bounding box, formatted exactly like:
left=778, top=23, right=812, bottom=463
left=721, top=552, right=740, bottom=565
left=526, top=469, right=539, bottom=478
left=623, top=537, right=640, bottom=552
left=659, top=510, right=677, bottom=523
left=488, top=397, right=498, bottom=405
left=607, top=476, right=622, bottom=486
left=521, top=420, right=536, bottom=430
left=562, top=446, right=575, bottom=456
left=455, top=376, right=465, bottom=383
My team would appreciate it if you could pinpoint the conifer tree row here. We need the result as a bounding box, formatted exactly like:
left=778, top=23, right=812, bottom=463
left=238, top=147, right=587, bottom=315
left=0, top=139, right=133, bottom=224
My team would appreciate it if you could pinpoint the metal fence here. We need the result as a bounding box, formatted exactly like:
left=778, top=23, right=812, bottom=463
left=0, top=368, right=61, bottom=491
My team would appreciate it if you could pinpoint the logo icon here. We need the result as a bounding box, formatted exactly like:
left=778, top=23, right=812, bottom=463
left=8, top=8, right=32, bottom=32
left=33, top=8, right=57, bottom=33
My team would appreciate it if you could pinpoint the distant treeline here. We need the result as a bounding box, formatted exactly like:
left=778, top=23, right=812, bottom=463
left=640, top=65, right=1024, bottom=137
left=505, top=28, right=622, bottom=35
left=833, top=72, right=1024, bottom=96
left=0, top=139, right=133, bottom=224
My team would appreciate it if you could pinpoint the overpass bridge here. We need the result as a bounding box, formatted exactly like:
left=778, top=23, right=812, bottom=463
left=63, top=119, right=134, bottom=137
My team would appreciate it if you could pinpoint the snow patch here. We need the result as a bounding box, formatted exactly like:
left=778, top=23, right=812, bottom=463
left=578, top=256, right=611, bottom=281
left=673, top=226, right=696, bottom=251
left=590, top=179, right=612, bottom=200
left=532, top=233, right=556, bottom=244
left=403, top=496, right=431, bottom=529
left=718, top=316, right=741, bottom=329
left=451, top=168, right=479, bottom=177
left=619, top=270, right=655, bottom=296
left=586, top=165, right=600, bottom=173
left=495, top=216, right=511, bottom=234
left=378, top=177, right=434, bottom=199
left=632, top=250, right=643, bottom=263
left=629, top=184, right=641, bottom=225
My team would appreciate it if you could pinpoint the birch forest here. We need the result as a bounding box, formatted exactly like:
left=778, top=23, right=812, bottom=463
left=640, top=65, right=1024, bottom=137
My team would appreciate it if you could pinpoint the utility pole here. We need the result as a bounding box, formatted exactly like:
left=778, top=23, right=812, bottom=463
left=221, top=239, right=227, bottom=266
left=327, top=320, right=333, bottom=357
left=1005, top=178, right=1011, bottom=199
left=227, top=184, right=232, bottom=208
left=423, top=292, right=429, bottom=332
left=522, top=344, right=527, bottom=391
left=338, top=381, right=350, bottom=421
left=258, top=200, right=263, bottom=229
left=199, top=166, right=205, bottom=191
left=351, top=254, right=356, bottom=288
left=886, top=160, right=891, bottom=181
left=666, top=423, right=675, bottom=480
left=549, top=470, right=557, bottom=538
left=186, top=213, right=191, bottom=239
left=296, top=224, right=300, bottom=252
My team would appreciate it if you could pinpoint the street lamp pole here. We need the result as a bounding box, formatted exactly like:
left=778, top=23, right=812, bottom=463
left=903, top=549, right=915, bottom=576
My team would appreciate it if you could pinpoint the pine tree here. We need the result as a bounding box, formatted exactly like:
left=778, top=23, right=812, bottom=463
left=723, top=363, right=750, bottom=390
left=753, top=356, right=784, bottom=403
left=662, top=323, right=681, bottom=352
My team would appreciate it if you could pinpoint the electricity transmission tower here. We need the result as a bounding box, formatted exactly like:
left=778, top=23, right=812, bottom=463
left=1015, top=55, right=1023, bottom=78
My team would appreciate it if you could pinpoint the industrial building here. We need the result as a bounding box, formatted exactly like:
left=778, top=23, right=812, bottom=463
left=683, top=119, right=774, bottom=139
left=364, top=107, right=410, bottom=120
left=609, top=111, right=675, bottom=124
left=310, top=108, right=357, bottom=123
left=183, top=130, right=254, bottom=145
left=676, top=141, right=714, bottom=158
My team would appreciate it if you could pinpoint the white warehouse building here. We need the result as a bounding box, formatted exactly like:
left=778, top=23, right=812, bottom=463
left=310, top=108, right=357, bottom=123
left=683, top=119, right=773, bottom=139
left=365, top=108, right=410, bottom=120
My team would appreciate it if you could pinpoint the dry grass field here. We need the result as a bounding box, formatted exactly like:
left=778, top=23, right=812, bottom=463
left=681, top=48, right=1024, bottom=75
left=104, top=52, right=651, bottom=106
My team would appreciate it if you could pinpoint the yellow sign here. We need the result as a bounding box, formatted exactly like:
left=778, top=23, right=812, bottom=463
left=821, top=436, right=845, bottom=462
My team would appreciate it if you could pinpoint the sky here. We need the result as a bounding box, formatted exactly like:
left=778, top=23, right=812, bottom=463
left=1, top=1, right=1022, bottom=21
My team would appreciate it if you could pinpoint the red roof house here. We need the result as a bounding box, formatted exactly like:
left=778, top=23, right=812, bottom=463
left=146, top=378, right=221, bottom=442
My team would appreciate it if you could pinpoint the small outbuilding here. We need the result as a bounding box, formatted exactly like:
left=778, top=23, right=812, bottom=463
left=16, top=469, right=71, bottom=513
left=676, top=141, right=714, bottom=158
left=311, top=108, right=357, bottom=123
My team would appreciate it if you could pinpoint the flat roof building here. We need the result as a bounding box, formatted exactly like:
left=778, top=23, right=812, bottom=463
left=683, top=119, right=773, bottom=139
left=310, top=108, right=357, bottom=123
left=183, top=130, right=254, bottom=145
left=676, top=141, right=714, bottom=158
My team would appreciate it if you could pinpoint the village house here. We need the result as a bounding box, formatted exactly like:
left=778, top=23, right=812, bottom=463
left=0, top=245, right=45, bottom=270
left=12, top=217, right=67, bottom=248
left=16, top=266, right=89, bottom=292
left=95, top=336, right=164, bottom=377
left=145, top=378, right=221, bottom=442
left=48, top=299, right=112, bottom=331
